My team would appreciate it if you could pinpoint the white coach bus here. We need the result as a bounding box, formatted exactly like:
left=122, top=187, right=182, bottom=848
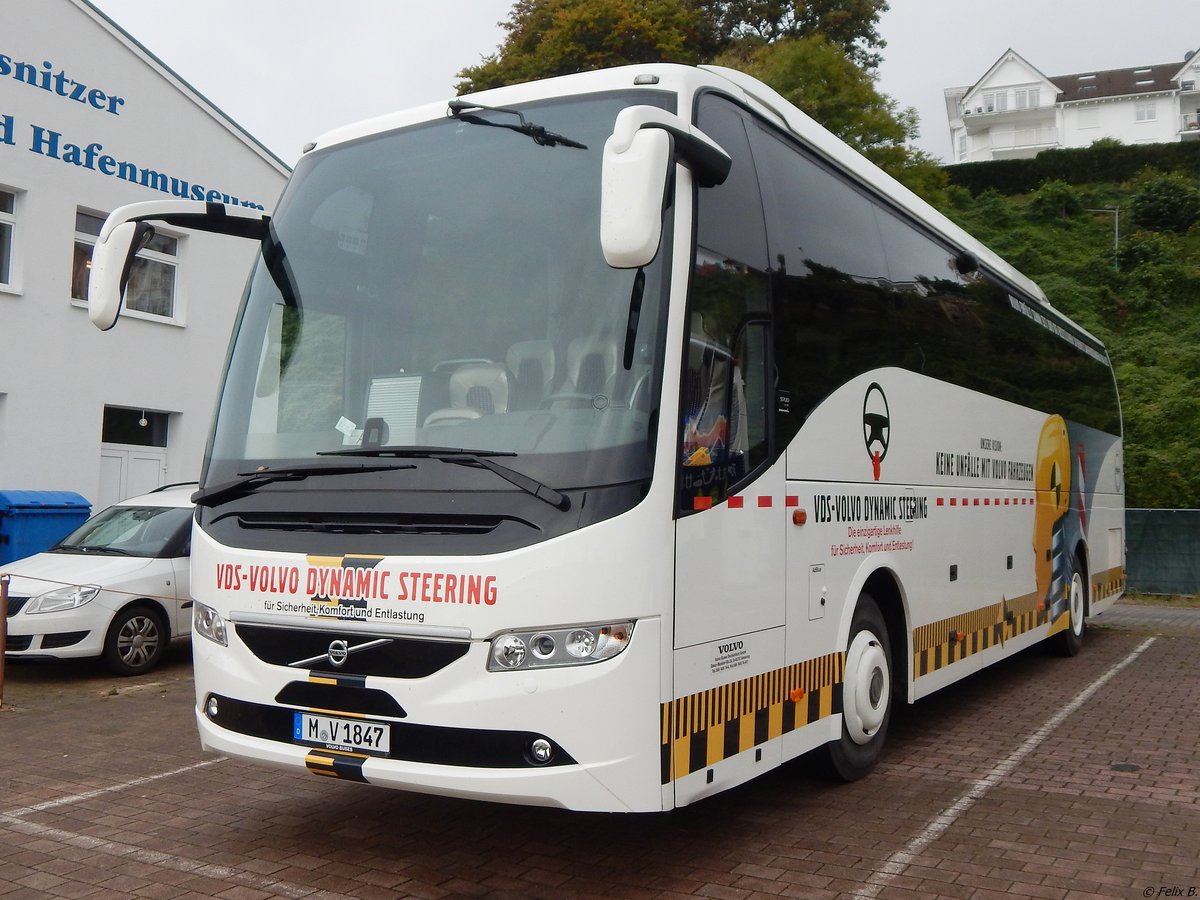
left=88, top=64, right=1124, bottom=812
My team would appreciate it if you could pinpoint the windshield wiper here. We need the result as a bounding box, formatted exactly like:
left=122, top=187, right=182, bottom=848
left=440, top=454, right=571, bottom=511
left=448, top=100, right=588, bottom=150
left=321, top=446, right=570, bottom=510
left=192, top=463, right=415, bottom=508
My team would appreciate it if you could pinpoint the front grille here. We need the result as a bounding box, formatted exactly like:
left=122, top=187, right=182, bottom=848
left=235, top=624, right=470, bottom=678
left=41, top=631, right=89, bottom=649
left=4, top=596, right=30, bottom=617
left=5, top=634, right=33, bottom=651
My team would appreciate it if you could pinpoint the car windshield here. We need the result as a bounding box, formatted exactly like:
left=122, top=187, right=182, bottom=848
left=205, top=90, right=674, bottom=493
left=53, top=505, right=192, bottom=558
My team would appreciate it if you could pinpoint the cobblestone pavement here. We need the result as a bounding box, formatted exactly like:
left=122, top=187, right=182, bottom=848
left=1, top=604, right=1197, bottom=900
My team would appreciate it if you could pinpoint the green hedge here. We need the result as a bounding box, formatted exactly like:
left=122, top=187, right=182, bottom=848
left=946, top=141, right=1200, bottom=195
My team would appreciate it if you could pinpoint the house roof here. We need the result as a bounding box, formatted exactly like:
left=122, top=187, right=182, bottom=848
left=1050, top=62, right=1180, bottom=103
left=961, top=49, right=1059, bottom=105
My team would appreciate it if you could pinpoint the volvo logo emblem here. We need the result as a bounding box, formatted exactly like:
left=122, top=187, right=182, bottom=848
left=327, top=640, right=349, bottom=667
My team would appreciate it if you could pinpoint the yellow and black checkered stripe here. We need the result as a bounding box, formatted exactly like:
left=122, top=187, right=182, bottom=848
left=660, top=652, right=844, bottom=785
left=300, top=672, right=373, bottom=780
left=914, top=585, right=1083, bottom=678
left=1091, top=566, right=1126, bottom=602
left=307, top=554, right=387, bottom=569
left=1004, top=590, right=1048, bottom=640
left=913, top=602, right=1006, bottom=679
left=306, top=670, right=368, bottom=692
left=305, top=749, right=369, bottom=781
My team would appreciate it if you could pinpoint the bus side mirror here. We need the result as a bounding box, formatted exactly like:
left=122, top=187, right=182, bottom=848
left=88, top=199, right=270, bottom=330
left=88, top=219, right=153, bottom=330
left=601, top=123, right=672, bottom=269
left=601, top=106, right=731, bottom=269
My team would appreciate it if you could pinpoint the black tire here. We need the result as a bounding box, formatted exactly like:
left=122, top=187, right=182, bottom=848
left=103, top=605, right=169, bottom=676
left=823, top=594, right=893, bottom=781
left=1053, top=559, right=1087, bottom=658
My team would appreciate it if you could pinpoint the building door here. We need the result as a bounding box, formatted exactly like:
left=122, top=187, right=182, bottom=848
left=98, top=445, right=167, bottom=508
left=98, top=407, right=170, bottom=506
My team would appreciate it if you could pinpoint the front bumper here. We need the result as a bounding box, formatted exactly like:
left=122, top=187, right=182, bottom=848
left=192, top=617, right=664, bottom=812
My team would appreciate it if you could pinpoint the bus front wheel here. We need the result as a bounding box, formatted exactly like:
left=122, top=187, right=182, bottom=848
left=824, top=595, right=893, bottom=781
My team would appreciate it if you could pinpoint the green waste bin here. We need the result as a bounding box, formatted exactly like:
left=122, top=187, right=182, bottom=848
left=0, top=491, right=92, bottom=566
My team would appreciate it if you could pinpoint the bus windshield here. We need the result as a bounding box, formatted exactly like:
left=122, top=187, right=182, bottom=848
left=206, top=91, right=673, bottom=494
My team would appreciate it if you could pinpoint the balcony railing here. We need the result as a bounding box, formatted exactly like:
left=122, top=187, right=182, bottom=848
left=1180, top=113, right=1200, bottom=132
left=989, top=127, right=1059, bottom=151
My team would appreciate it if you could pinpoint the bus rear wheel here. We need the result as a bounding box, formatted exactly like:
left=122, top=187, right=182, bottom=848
left=824, top=595, right=893, bottom=782
left=1053, top=563, right=1087, bottom=657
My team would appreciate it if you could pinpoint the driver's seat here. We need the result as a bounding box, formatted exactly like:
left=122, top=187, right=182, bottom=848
left=563, top=337, right=619, bottom=397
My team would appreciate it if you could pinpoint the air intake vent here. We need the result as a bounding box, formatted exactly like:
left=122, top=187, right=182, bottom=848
left=236, top=511, right=505, bottom=536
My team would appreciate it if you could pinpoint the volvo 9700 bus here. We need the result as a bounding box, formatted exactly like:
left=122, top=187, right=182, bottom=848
left=87, top=64, right=1124, bottom=812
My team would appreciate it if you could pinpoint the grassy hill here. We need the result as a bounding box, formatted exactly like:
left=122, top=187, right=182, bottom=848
left=937, top=167, right=1200, bottom=509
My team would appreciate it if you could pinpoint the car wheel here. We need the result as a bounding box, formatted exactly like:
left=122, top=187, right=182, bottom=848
left=103, top=605, right=168, bottom=676
left=823, top=594, right=893, bottom=781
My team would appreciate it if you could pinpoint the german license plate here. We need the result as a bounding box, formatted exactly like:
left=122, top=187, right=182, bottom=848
left=293, top=712, right=390, bottom=755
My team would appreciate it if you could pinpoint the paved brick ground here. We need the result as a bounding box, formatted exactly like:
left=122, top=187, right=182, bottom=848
left=1, top=605, right=1197, bottom=899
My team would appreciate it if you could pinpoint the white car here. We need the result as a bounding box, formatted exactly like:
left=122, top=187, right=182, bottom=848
left=3, top=483, right=195, bottom=675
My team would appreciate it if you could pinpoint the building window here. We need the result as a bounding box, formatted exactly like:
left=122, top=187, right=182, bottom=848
left=102, top=406, right=169, bottom=447
left=1078, top=107, right=1100, bottom=129
left=958, top=134, right=968, bottom=160
left=0, top=188, right=15, bottom=288
left=72, top=209, right=180, bottom=319
left=1136, top=100, right=1157, bottom=122
left=1014, top=88, right=1041, bottom=109
left=983, top=91, right=1008, bottom=113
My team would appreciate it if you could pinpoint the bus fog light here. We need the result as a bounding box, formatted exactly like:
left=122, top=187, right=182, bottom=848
left=529, top=738, right=554, bottom=765
left=530, top=633, right=556, bottom=658
left=206, top=696, right=219, bottom=719
left=493, top=635, right=527, bottom=669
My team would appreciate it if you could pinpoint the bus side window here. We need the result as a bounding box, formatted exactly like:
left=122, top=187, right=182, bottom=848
left=680, top=95, right=772, bottom=514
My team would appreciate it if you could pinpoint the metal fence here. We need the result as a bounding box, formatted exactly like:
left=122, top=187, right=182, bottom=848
left=1126, top=509, right=1200, bottom=596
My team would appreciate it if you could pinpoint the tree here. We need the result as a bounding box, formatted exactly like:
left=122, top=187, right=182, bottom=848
left=697, top=0, right=889, bottom=68
left=1026, top=179, right=1083, bottom=221
left=457, top=0, right=713, bottom=93
left=1129, top=171, right=1200, bottom=234
left=717, top=35, right=947, bottom=202
left=456, top=1, right=940, bottom=198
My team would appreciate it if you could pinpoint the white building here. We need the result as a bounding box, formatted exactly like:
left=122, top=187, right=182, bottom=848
left=0, top=0, right=289, bottom=509
left=946, top=48, right=1200, bottom=163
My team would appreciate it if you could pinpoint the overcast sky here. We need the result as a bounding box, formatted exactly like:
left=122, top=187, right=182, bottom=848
left=91, top=0, right=1200, bottom=165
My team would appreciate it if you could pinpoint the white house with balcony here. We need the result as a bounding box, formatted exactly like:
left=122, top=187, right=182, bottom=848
left=946, top=49, right=1200, bottom=163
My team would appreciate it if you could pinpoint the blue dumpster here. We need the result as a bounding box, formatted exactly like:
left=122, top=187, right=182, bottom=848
left=0, top=491, right=92, bottom=566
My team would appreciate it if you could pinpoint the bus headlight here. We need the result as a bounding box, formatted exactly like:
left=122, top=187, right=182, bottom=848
left=193, top=601, right=228, bottom=646
left=488, top=622, right=633, bottom=671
